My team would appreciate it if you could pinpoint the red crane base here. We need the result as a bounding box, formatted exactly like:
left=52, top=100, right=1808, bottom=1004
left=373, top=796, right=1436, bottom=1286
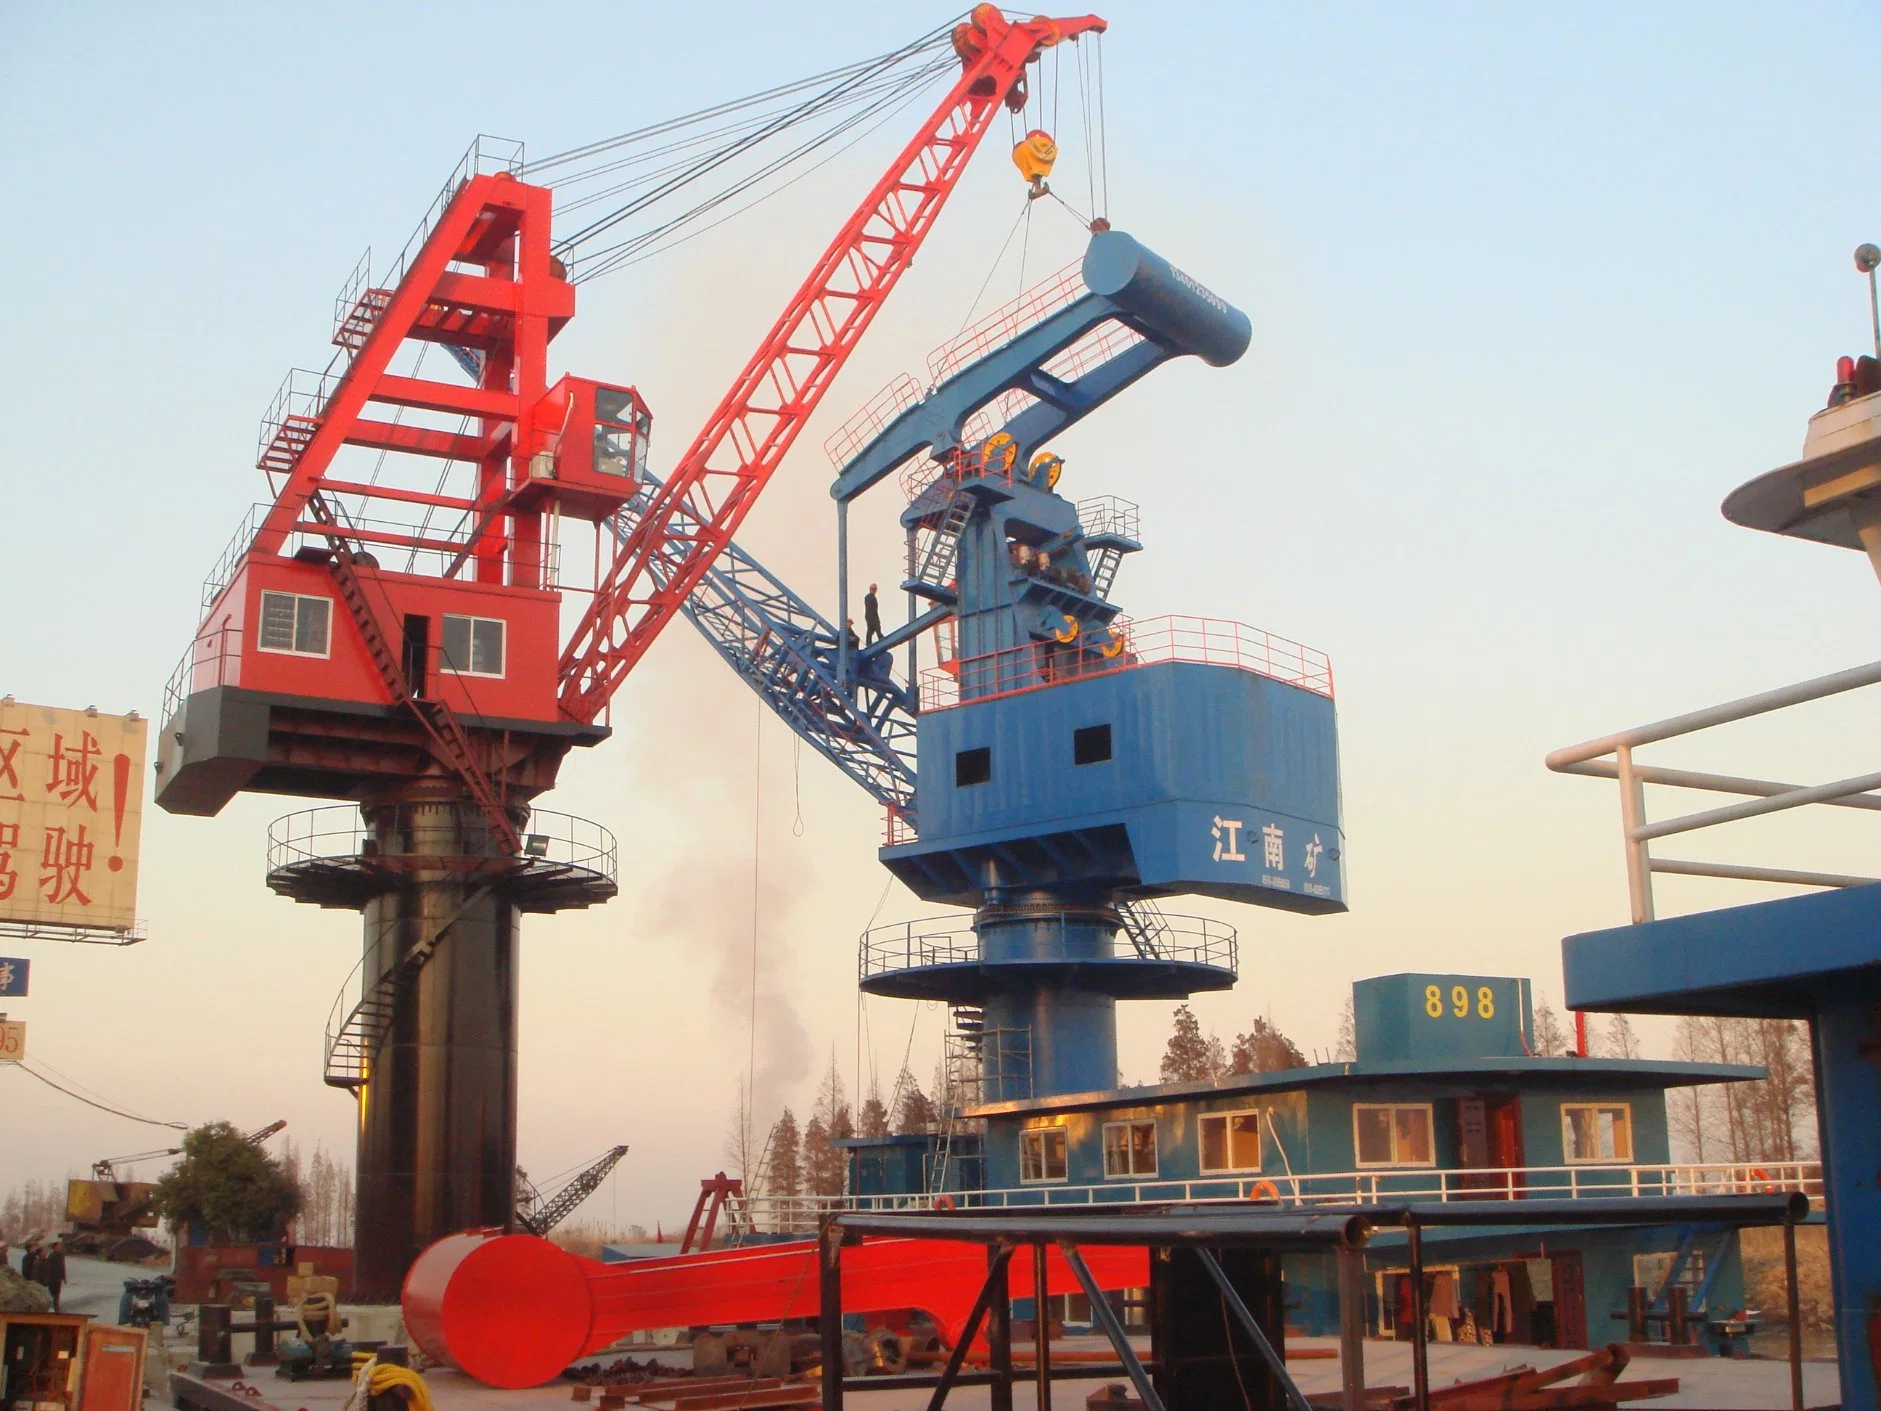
left=401, top=1228, right=1148, bottom=1389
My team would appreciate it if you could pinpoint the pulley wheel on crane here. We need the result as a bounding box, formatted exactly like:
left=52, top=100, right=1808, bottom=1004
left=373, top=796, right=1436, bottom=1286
left=1028, top=451, right=1065, bottom=489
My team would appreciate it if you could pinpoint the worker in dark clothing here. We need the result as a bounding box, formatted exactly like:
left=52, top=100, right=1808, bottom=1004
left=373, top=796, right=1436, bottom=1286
left=38, top=1238, right=65, bottom=1312
left=19, top=1238, right=38, bottom=1284
left=844, top=619, right=861, bottom=656
left=863, top=583, right=883, bottom=645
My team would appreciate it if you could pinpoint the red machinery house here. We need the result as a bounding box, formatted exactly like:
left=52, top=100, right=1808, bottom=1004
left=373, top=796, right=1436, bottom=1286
left=158, top=170, right=650, bottom=818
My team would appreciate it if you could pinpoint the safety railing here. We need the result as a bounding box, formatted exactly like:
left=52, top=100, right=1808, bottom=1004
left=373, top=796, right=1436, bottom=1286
left=257, top=366, right=344, bottom=470
left=883, top=803, right=919, bottom=847
left=826, top=372, right=922, bottom=473
left=380, top=135, right=525, bottom=302
left=200, top=503, right=271, bottom=613
left=1076, top=494, right=1141, bottom=543
left=928, top=259, right=1087, bottom=384
left=1547, top=659, right=1881, bottom=924
left=161, top=623, right=244, bottom=729
left=921, top=614, right=1335, bottom=711
left=265, top=804, right=617, bottom=881
left=858, top=912, right=1238, bottom=980
left=733, top=1160, right=1823, bottom=1227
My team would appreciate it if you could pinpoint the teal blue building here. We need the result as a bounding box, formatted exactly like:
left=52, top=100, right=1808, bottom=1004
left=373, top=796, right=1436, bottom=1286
left=842, top=972, right=1778, bottom=1353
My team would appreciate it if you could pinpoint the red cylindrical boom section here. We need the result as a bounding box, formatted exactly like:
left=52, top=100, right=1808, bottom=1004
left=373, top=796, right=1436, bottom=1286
left=403, top=1228, right=1148, bottom=1389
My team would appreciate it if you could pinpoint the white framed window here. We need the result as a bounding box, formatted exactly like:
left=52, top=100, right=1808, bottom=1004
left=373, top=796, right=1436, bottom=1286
left=257, top=591, right=331, bottom=657
left=1019, top=1126, right=1068, bottom=1183
left=1102, top=1120, right=1158, bottom=1179
left=1562, top=1103, right=1632, bottom=1164
left=1353, top=1103, right=1435, bottom=1167
left=1199, top=1110, right=1264, bottom=1173
left=441, top=614, right=506, bottom=677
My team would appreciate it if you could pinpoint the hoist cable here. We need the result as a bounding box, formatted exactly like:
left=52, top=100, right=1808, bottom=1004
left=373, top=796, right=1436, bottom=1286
left=568, top=66, right=949, bottom=283
left=520, top=33, right=953, bottom=178
left=551, top=25, right=955, bottom=260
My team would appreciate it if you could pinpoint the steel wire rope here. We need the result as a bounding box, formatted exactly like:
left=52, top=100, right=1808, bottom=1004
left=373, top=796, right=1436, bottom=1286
left=566, top=56, right=955, bottom=283
left=551, top=65, right=948, bottom=216
left=519, top=33, right=954, bottom=179
left=552, top=27, right=953, bottom=262
left=745, top=696, right=763, bottom=1186
left=8, top=1060, right=187, bottom=1131
left=571, top=72, right=946, bottom=280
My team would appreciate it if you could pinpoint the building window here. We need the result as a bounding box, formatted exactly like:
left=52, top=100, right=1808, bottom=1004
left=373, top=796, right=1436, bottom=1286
left=1102, top=1120, right=1158, bottom=1179
left=257, top=591, right=331, bottom=657
left=1562, top=1103, right=1633, bottom=1164
left=1353, top=1103, right=1435, bottom=1167
left=1019, top=1126, right=1068, bottom=1183
left=955, top=746, right=991, bottom=787
left=1199, top=1110, right=1263, bottom=1173
left=1074, top=724, right=1112, bottom=765
left=441, top=614, right=506, bottom=677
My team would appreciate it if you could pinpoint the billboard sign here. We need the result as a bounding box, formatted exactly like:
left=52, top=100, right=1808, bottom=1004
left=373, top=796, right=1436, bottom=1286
left=0, top=956, right=26, bottom=996
left=0, top=700, right=146, bottom=932
left=0, top=1017, right=22, bottom=1063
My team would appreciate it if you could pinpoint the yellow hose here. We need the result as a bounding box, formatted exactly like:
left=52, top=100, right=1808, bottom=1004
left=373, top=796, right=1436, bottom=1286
left=346, top=1357, right=435, bottom=1411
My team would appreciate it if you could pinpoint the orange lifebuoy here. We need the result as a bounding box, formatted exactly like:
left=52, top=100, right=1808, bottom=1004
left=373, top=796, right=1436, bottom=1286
left=1248, top=1179, right=1281, bottom=1202
left=933, top=1194, right=957, bottom=1211
left=1748, top=1167, right=1776, bottom=1193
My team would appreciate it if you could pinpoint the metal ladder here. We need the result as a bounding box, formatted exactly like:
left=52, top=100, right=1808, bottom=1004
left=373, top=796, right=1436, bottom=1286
left=1089, top=544, right=1125, bottom=598
left=1117, top=897, right=1173, bottom=960
left=323, top=883, right=495, bottom=1088
left=909, top=488, right=974, bottom=594
left=929, top=1006, right=986, bottom=1196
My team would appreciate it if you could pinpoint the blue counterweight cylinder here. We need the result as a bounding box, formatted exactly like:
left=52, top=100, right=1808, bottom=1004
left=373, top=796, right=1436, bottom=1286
left=975, top=897, right=1123, bottom=1099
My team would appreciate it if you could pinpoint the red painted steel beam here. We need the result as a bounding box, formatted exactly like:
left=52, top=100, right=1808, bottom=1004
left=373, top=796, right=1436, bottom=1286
left=344, top=420, right=492, bottom=463
left=555, top=6, right=1107, bottom=723
left=253, top=175, right=553, bottom=555
left=402, top=1229, right=1147, bottom=1390
left=370, top=373, right=515, bottom=420
left=320, top=479, right=480, bottom=512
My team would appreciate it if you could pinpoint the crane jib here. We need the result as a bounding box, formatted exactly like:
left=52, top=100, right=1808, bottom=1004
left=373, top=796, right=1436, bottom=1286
left=555, top=9, right=1108, bottom=724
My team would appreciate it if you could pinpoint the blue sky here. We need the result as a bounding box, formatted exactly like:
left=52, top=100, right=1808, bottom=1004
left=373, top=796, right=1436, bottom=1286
left=2, top=2, right=1876, bottom=1224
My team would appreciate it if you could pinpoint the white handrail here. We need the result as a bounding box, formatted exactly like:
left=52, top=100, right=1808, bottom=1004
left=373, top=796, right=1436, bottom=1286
left=1547, top=660, right=1881, bottom=922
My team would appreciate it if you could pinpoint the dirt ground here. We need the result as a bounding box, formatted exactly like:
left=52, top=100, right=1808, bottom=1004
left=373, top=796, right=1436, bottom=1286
left=1740, top=1224, right=1837, bottom=1361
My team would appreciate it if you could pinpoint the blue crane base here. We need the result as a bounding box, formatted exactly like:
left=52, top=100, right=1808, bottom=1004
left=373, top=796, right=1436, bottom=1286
left=1563, top=881, right=1881, bottom=1411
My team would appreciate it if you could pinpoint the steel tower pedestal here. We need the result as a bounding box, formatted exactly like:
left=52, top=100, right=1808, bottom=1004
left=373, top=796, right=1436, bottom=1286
left=268, top=787, right=615, bottom=1300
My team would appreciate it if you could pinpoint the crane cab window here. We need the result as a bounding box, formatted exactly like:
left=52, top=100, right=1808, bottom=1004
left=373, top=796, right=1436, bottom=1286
left=257, top=591, right=331, bottom=657
left=441, top=615, right=506, bottom=678
left=1074, top=724, right=1112, bottom=765
left=955, top=746, right=991, bottom=787
left=593, top=387, right=651, bottom=481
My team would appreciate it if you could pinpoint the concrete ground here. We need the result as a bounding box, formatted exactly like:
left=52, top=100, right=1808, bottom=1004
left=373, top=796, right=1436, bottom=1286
left=34, top=1261, right=1836, bottom=1411
left=204, top=1334, right=1840, bottom=1411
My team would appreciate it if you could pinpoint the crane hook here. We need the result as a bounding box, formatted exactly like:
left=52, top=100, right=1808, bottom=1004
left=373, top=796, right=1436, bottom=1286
left=1013, top=129, right=1058, bottom=199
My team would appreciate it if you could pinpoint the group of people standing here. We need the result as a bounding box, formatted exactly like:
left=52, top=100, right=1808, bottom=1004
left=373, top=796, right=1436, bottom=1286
left=5, top=1235, right=67, bottom=1311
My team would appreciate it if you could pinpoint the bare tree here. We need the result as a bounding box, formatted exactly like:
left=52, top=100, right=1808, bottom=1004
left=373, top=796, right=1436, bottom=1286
left=1531, top=1002, right=1569, bottom=1056
left=1334, top=995, right=1357, bottom=1062
left=724, top=1078, right=758, bottom=1191
left=1598, top=1014, right=1642, bottom=1059
left=1668, top=1015, right=1714, bottom=1162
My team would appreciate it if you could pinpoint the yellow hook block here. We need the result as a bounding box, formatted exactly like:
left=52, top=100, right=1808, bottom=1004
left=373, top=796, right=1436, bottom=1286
left=1012, top=129, right=1058, bottom=189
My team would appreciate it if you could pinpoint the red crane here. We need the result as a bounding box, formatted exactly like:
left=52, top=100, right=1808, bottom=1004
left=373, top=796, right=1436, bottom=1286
left=558, top=6, right=1107, bottom=721
left=156, top=6, right=1106, bottom=1301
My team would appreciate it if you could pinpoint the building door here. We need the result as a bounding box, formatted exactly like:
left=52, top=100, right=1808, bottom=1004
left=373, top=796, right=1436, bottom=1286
left=78, top=1325, right=145, bottom=1411
left=1457, top=1095, right=1523, bottom=1196
left=1552, top=1251, right=1587, bottom=1350
left=1488, top=1095, right=1524, bottom=1190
